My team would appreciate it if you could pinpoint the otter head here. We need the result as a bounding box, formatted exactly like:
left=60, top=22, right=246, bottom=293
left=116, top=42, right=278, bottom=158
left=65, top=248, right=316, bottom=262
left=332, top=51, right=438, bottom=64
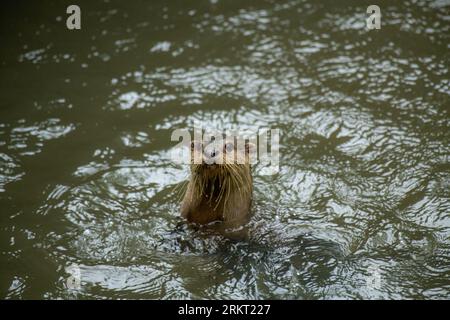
left=188, top=138, right=255, bottom=210
left=189, top=138, right=255, bottom=176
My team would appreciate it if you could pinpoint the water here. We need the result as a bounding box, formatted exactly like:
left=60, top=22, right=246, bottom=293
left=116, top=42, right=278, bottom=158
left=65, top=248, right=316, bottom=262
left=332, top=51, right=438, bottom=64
left=1, top=0, right=449, bottom=299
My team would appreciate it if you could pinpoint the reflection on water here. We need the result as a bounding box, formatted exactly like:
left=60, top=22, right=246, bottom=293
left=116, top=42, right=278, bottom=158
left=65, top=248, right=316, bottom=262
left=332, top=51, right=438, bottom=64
left=0, top=0, right=449, bottom=299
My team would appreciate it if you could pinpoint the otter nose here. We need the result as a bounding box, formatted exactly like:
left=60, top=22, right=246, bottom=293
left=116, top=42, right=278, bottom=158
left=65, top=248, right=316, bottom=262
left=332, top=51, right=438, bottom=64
left=203, top=147, right=220, bottom=164
left=204, top=147, right=219, bottom=159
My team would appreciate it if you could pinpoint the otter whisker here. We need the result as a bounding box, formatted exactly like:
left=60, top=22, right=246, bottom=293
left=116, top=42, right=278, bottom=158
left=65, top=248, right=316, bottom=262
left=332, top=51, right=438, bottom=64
left=181, top=141, right=254, bottom=225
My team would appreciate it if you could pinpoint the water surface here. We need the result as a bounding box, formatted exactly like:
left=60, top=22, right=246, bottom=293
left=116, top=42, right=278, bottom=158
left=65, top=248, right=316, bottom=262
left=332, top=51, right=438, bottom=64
left=1, top=0, right=449, bottom=299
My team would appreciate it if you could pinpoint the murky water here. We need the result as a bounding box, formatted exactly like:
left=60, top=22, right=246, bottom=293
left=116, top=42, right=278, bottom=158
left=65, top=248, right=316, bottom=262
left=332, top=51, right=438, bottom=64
left=1, top=0, right=449, bottom=299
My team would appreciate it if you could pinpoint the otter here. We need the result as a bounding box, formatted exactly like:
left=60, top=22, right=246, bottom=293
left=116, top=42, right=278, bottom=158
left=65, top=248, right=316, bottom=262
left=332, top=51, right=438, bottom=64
left=181, top=138, right=254, bottom=228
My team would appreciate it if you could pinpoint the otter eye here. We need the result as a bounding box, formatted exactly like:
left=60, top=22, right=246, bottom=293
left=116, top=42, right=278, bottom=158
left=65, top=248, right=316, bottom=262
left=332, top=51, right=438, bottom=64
left=224, top=142, right=234, bottom=153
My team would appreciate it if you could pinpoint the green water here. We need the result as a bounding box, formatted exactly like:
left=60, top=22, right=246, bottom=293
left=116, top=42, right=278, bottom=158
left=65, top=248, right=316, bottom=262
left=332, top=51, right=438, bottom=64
left=1, top=0, right=449, bottom=299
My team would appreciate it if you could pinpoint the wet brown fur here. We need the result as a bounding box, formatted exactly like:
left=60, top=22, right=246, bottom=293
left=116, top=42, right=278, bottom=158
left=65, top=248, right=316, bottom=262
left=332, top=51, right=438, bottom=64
left=181, top=141, right=253, bottom=227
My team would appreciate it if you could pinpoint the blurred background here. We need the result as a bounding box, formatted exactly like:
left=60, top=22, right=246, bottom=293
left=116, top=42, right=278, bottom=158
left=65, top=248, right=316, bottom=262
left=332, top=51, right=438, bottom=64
left=0, top=0, right=449, bottom=299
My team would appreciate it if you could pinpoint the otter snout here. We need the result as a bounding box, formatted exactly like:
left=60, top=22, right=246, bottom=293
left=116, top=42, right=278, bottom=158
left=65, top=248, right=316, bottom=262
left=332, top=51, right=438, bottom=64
left=203, top=144, right=222, bottom=164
